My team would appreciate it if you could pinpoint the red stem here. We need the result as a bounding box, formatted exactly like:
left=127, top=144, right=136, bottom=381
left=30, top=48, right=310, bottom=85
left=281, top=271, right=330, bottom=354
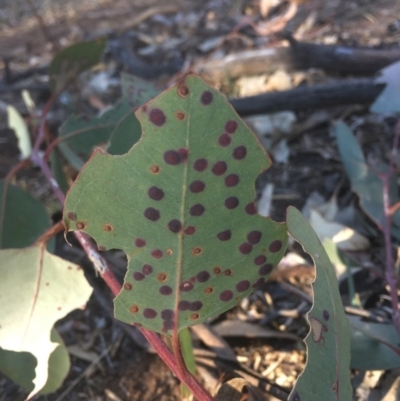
left=29, top=92, right=216, bottom=401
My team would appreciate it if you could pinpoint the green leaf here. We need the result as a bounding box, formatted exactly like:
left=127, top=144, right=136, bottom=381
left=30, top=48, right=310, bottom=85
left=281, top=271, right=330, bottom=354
left=7, top=105, right=32, bottom=159
left=58, top=73, right=160, bottom=164
left=0, top=246, right=92, bottom=397
left=0, top=182, right=51, bottom=249
left=64, top=75, right=288, bottom=335
left=49, top=39, right=106, bottom=93
left=349, top=316, right=400, bottom=370
left=287, top=206, right=352, bottom=401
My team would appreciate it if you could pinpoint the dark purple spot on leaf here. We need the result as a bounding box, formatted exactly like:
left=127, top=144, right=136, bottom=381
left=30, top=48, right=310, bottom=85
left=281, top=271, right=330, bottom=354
left=168, top=219, right=182, bottom=233
left=236, top=280, right=250, bottom=292
left=245, top=202, right=257, bottom=215
left=219, top=290, right=233, bottom=302
left=142, top=264, right=153, bottom=275
left=180, top=281, right=194, bottom=292
left=254, top=255, right=267, bottom=265
left=161, top=309, right=174, bottom=320
left=201, top=90, right=213, bottom=105
left=164, top=150, right=181, bottom=165
left=225, top=120, right=238, bottom=134
left=143, top=308, right=157, bottom=319
left=178, top=300, right=190, bottom=311
left=259, top=264, right=273, bottom=276
left=225, top=196, right=239, bottom=209
left=148, top=186, right=164, bottom=201
left=196, top=270, right=210, bottom=283
left=217, top=230, right=231, bottom=241
left=149, top=108, right=166, bottom=126
left=151, top=249, right=163, bottom=259
left=269, top=240, right=282, bottom=253
left=190, top=204, right=205, bottom=216
left=178, top=148, right=189, bottom=162
left=163, top=320, right=174, bottom=331
left=247, top=231, right=262, bottom=244
left=252, top=278, right=265, bottom=288
left=193, top=158, right=208, bottom=172
left=189, top=301, right=203, bottom=311
left=135, top=238, right=146, bottom=247
left=239, top=243, right=253, bottom=254
left=133, top=272, right=145, bottom=281
left=144, top=207, right=160, bottom=221
left=233, top=146, right=247, bottom=160
left=67, top=212, right=76, bottom=221
left=225, top=174, right=239, bottom=187
left=323, top=310, right=330, bottom=321
left=184, top=226, right=196, bottom=235
left=189, top=180, right=205, bottom=193
left=159, top=285, right=173, bottom=296
left=218, top=134, right=231, bottom=147
left=212, top=161, right=227, bottom=176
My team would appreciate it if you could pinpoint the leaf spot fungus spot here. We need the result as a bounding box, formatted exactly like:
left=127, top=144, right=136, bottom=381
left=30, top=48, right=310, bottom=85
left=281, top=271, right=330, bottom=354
left=129, top=305, right=139, bottom=314
left=135, top=238, right=146, bottom=247
left=177, top=83, right=189, bottom=98
left=332, top=382, right=338, bottom=393
left=148, top=186, right=164, bottom=201
left=166, top=248, right=173, bottom=255
left=190, top=313, right=200, bottom=321
left=196, top=270, right=210, bottom=283
left=213, top=266, right=222, bottom=275
left=163, top=320, right=174, bottom=331
left=178, top=300, right=190, bottom=311
left=245, top=202, right=257, bottom=215
left=141, top=105, right=147, bottom=113
left=259, top=264, right=273, bottom=276
left=233, top=145, right=247, bottom=160
left=189, top=180, right=206, bottom=193
left=236, top=280, right=250, bottom=292
left=67, top=212, right=76, bottom=221
left=133, top=272, right=145, bottom=281
left=224, top=269, right=233, bottom=276
left=225, top=120, right=238, bottom=134
left=124, top=283, right=133, bottom=290
left=161, top=309, right=174, bottom=320
left=247, top=230, right=262, bottom=244
left=149, top=108, right=166, bottom=126
left=76, top=221, right=87, bottom=230
left=164, top=150, right=181, bottom=165
left=184, top=226, right=196, bottom=235
left=225, top=174, right=240, bottom=187
left=218, top=134, right=231, bottom=147
left=189, top=301, right=203, bottom=311
left=157, top=272, right=168, bottom=282
left=204, top=286, right=214, bottom=294
left=252, top=278, right=265, bottom=288
left=142, top=264, right=153, bottom=275
left=144, top=207, right=160, bottom=221
left=159, top=285, right=173, bottom=296
left=176, top=111, right=186, bottom=120
left=269, top=240, right=283, bottom=253
left=180, top=280, right=194, bottom=292
left=219, top=290, right=233, bottom=302
left=225, top=196, right=239, bottom=209
left=98, top=245, right=106, bottom=251
left=217, top=229, right=232, bottom=241
left=212, top=161, right=227, bottom=176
left=191, top=247, right=202, bottom=256
left=143, top=308, right=157, bottom=319
left=193, top=158, right=208, bottom=172
left=178, top=148, right=189, bottom=163
left=200, top=90, right=213, bottom=105
left=150, top=165, right=160, bottom=174
left=151, top=249, right=163, bottom=259
left=323, top=310, right=330, bottom=321
left=254, top=255, right=267, bottom=265
left=102, top=223, right=113, bottom=232
left=239, top=243, right=253, bottom=255
left=168, top=219, right=182, bottom=233
left=189, top=204, right=205, bottom=216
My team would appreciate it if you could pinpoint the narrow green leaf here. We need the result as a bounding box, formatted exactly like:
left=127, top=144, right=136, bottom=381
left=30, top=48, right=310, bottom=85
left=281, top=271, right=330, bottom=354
left=0, top=246, right=92, bottom=397
left=0, top=182, right=51, bottom=249
left=287, top=206, right=352, bottom=401
left=49, top=39, right=106, bottom=93
left=64, top=75, right=288, bottom=335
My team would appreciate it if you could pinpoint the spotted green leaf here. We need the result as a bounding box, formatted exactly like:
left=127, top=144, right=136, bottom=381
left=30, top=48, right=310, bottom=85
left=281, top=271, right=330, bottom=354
left=287, top=207, right=352, bottom=401
left=63, top=75, right=287, bottom=335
